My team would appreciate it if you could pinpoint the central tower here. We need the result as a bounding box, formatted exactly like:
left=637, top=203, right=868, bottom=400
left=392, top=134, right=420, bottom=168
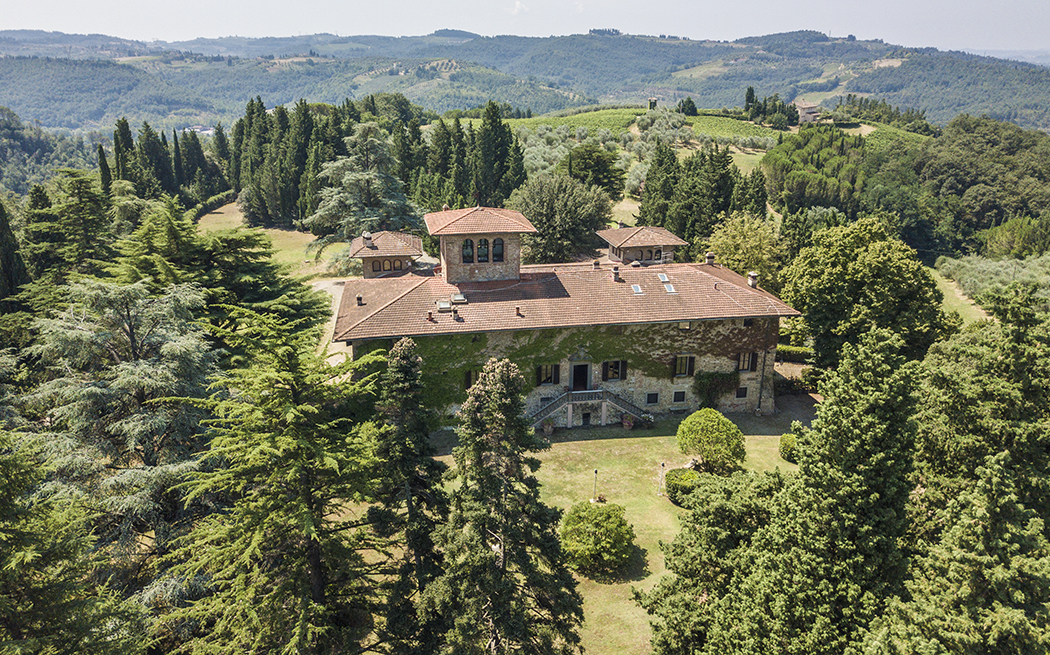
left=423, top=206, right=538, bottom=284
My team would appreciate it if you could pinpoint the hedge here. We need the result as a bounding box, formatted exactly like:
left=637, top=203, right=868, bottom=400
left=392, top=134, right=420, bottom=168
left=779, top=433, right=798, bottom=463
left=777, top=344, right=813, bottom=363
left=665, top=467, right=704, bottom=506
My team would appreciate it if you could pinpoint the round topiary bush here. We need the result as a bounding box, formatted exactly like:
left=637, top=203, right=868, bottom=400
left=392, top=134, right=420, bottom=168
left=675, top=408, right=746, bottom=474
left=779, top=432, right=798, bottom=463
left=665, top=467, right=704, bottom=506
left=559, top=501, right=636, bottom=577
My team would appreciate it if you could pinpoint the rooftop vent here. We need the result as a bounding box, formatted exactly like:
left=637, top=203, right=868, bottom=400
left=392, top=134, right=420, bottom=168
left=362, top=232, right=373, bottom=248
left=658, top=273, right=669, bottom=283
left=747, top=271, right=758, bottom=288
left=632, top=284, right=643, bottom=295
left=356, top=294, right=364, bottom=306
left=705, top=252, right=716, bottom=265
left=592, top=260, right=600, bottom=270
left=436, top=299, right=452, bottom=313
left=612, top=266, right=622, bottom=282
left=451, top=293, right=468, bottom=304
left=631, top=260, right=641, bottom=267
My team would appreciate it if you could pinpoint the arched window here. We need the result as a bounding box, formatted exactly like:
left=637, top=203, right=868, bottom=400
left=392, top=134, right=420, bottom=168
left=647, top=249, right=653, bottom=260
left=492, top=238, right=504, bottom=262
left=655, top=248, right=662, bottom=261
left=637, top=250, right=643, bottom=260
left=383, top=259, right=392, bottom=271
left=393, top=259, right=403, bottom=270
left=462, top=239, right=474, bottom=264
left=477, top=239, right=489, bottom=263
left=372, top=261, right=381, bottom=272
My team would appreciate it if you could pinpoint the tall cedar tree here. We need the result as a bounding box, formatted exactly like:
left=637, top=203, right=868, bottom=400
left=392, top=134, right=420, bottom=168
left=706, top=330, right=919, bottom=655
left=421, top=358, right=584, bottom=655
left=782, top=216, right=953, bottom=368
left=864, top=451, right=1050, bottom=655
left=370, top=338, right=450, bottom=654
left=24, top=280, right=216, bottom=592
left=507, top=173, right=612, bottom=264
left=159, top=309, right=385, bottom=654
left=0, top=431, right=148, bottom=653
left=303, top=121, right=422, bottom=257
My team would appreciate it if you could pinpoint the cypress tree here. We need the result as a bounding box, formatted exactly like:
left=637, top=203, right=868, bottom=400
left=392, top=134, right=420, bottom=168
left=421, top=358, right=584, bottom=655
left=172, top=129, right=185, bottom=188
left=0, top=201, right=30, bottom=307
left=97, top=143, right=112, bottom=196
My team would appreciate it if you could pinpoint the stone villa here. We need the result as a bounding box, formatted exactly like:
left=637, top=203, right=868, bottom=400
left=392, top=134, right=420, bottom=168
left=334, top=206, right=799, bottom=428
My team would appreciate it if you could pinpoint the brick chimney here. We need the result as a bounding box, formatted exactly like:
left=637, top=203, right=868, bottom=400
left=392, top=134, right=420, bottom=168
left=612, top=266, right=622, bottom=282
left=356, top=294, right=364, bottom=306
left=362, top=232, right=373, bottom=248
left=748, top=271, right=758, bottom=288
left=705, top=252, right=715, bottom=266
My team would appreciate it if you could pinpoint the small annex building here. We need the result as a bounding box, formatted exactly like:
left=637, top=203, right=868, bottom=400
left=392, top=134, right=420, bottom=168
left=334, top=207, right=799, bottom=428
left=596, top=225, right=689, bottom=264
left=348, top=231, right=423, bottom=278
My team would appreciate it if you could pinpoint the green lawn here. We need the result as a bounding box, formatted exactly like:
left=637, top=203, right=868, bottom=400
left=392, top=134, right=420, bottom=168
left=929, top=267, right=989, bottom=325
left=197, top=203, right=337, bottom=276
left=434, top=397, right=811, bottom=655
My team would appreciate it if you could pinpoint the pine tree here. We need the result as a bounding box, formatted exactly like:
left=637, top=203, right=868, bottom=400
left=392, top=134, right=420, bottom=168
left=113, top=116, right=136, bottom=183
left=0, top=431, right=148, bottom=653
left=864, top=452, right=1050, bottom=655
left=371, top=338, right=450, bottom=654
left=422, top=358, right=584, bottom=655
left=707, top=330, right=919, bottom=655
left=212, top=121, right=231, bottom=173
left=172, top=129, right=185, bottom=188
left=159, top=309, right=384, bottom=654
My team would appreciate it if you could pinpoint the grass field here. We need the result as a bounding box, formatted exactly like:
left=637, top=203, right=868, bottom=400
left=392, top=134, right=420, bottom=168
left=435, top=395, right=811, bottom=655
left=686, top=115, right=779, bottom=139
left=929, top=267, right=990, bottom=325
left=197, top=203, right=336, bottom=277
left=503, top=108, right=647, bottom=135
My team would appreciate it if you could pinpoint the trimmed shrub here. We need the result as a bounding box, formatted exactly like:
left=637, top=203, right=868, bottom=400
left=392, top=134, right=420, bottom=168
left=779, top=432, right=798, bottom=463
left=777, top=344, right=813, bottom=363
left=665, top=467, right=704, bottom=506
left=560, top=501, right=636, bottom=576
left=675, top=408, right=746, bottom=474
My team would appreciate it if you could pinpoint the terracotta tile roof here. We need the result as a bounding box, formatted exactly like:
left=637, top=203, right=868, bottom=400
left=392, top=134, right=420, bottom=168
left=424, top=206, right=537, bottom=236
left=346, top=231, right=423, bottom=258
left=334, top=262, right=799, bottom=343
left=596, top=226, right=689, bottom=249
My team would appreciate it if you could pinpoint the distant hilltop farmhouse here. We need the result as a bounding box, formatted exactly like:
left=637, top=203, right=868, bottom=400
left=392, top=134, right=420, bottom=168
left=334, top=207, right=799, bottom=428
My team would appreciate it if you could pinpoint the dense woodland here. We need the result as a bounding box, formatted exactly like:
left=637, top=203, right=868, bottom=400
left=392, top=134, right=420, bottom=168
left=6, top=29, right=1050, bottom=132
left=3, top=55, right=1050, bottom=652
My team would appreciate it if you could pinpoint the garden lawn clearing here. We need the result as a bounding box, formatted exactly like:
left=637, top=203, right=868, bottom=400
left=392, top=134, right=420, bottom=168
left=433, top=394, right=812, bottom=655
left=197, top=203, right=336, bottom=277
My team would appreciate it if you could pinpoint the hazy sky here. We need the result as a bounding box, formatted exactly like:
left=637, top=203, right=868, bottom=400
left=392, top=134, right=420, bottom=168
left=8, top=0, right=1050, bottom=52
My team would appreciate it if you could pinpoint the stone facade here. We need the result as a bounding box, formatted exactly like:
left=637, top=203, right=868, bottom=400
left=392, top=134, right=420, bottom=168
left=440, top=233, right=523, bottom=284
left=408, top=316, right=780, bottom=426
left=362, top=257, right=413, bottom=278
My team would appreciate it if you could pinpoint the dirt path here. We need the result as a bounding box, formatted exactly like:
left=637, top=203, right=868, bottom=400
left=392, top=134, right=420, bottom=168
left=312, top=278, right=354, bottom=362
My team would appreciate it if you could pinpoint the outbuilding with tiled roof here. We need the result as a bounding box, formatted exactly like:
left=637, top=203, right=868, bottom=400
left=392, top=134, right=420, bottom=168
left=348, top=231, right=423, bottom=278
left=596, top=226, right=689, bottom=264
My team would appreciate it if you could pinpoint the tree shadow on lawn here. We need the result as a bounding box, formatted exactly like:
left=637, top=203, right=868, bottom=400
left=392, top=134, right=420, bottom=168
left=429, top=422, right=679, bottom=456
left=580, top=544, right=651, bottom=585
